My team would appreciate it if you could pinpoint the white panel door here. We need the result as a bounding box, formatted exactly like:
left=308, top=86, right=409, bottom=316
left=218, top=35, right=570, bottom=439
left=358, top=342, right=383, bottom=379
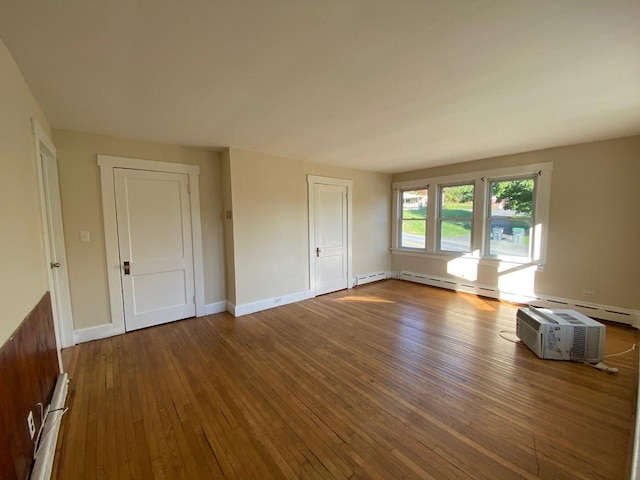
left=114, top=168, right=195, bottom=331
left=39, top=148, right=75, bottom=351
left=314, top=184, right=348, bottom=295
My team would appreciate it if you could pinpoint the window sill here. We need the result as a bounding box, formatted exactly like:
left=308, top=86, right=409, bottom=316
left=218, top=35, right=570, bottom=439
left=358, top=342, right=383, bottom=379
left=391, top=248, right=480, bottom=261
left=390, top=248, right=545, bottom=271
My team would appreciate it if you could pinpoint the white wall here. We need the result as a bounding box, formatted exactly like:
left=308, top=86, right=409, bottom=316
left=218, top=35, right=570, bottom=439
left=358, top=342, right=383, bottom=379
left=52, top=129, right=227, bottom=330
left=0, top=38, right=52, bottom=343
left=392, top=135, right=640, bottom=311
left=225, top=148, right=392, bottom=307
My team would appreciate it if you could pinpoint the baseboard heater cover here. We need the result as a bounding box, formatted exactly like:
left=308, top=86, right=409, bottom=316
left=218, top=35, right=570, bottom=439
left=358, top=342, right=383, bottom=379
left=30, top=373, right=69, bottom=480
left=355, top=271, right=387, bottom=286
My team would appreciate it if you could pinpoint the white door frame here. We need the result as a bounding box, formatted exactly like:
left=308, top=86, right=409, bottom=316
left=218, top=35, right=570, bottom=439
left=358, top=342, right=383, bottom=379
left=98, top=155, right=205, bottom=334
left=307, top=175, right=353, bottom=297
left=32, top=120, right=74, bottom=369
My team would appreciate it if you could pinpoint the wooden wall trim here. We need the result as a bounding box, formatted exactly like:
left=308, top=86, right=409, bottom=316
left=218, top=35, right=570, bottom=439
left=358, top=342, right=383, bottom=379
left=0, top=292, right=59, bottom=480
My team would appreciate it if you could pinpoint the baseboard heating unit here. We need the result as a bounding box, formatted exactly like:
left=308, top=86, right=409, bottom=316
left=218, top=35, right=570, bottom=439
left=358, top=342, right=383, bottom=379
left=516, top=308, right=605, bottom=362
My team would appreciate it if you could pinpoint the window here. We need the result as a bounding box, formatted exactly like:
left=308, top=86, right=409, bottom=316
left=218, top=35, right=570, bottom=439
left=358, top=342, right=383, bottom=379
left=487, top=177, right=535, bottom=258
left=438, top=183, right=474, bottom=252
left=392, top=162, right=552, bottom=264
left=400, top=188, right=428, bottom=248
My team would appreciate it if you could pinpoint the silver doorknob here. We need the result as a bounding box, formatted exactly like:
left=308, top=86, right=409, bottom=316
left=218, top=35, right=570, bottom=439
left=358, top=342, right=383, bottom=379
left=50, top=262, right=61, bottom=268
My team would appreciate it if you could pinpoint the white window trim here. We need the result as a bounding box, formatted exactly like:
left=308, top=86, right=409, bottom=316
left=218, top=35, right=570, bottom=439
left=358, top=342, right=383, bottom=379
left=392, top=162, right=553, bottom=265
left=484, top=174, right=537, bottom=261
left=436, top=181, right=476, bottom=254
left=396, top=186, right=429, bottom=250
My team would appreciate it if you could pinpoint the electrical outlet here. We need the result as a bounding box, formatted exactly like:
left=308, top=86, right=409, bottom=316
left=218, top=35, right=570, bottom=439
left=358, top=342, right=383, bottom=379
left=274, top=297, right=282, bottom=304
left=583, top=290, right=596, bottom=298
left=27, top=411, right=36, bottom=439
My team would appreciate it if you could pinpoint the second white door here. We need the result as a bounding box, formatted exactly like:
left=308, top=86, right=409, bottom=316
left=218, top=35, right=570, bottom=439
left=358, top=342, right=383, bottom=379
left=114, top=168, right=195, bottom=331
left=314, top=183, right=349, bottom=295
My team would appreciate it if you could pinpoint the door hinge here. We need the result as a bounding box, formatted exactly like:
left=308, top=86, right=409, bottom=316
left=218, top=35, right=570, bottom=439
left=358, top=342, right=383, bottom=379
left=193, top=295, right=196, bottom=304
left=187, top=183, right=191, bottom=194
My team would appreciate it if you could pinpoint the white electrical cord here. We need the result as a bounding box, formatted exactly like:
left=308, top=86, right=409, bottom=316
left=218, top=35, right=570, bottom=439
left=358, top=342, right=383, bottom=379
left=33, top=407, right=69, bottom=460
left=32, top=403, right=46, bottom=457
left=498, top=331, right=630, bottom=375
left=498, top=330, right=521, bottom=344
left=605, top=343, right=636, bottom=358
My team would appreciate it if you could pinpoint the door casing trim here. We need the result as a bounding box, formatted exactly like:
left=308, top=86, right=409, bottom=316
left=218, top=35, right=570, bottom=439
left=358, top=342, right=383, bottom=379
left=33, top=119, right=73, bottom=369
left=98, top=155, right=205, bottom=334
left=307, top=175, right=353, bottom=297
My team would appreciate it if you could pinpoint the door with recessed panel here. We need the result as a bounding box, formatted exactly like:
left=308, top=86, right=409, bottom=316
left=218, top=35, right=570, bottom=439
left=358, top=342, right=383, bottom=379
left=314, top=183, right=349, bottom=295
left=114, top=168, right=195, bottom=331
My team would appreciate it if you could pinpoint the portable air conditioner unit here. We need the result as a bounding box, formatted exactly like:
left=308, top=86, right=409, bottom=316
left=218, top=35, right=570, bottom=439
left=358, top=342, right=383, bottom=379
left=516, top=307, right=605, bottom=363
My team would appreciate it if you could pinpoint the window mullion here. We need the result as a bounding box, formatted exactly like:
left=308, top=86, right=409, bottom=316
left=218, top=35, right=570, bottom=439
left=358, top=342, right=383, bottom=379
left=425, top=187, right=437, bottom=252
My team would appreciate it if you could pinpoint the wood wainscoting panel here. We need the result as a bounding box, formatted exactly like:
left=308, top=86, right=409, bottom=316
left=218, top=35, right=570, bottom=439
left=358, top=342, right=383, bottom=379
left=0, top=292, right=60, bottom=480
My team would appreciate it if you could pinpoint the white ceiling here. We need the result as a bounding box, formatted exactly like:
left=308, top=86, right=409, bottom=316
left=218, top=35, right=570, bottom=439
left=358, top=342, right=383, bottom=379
left=1, top=0, right=639, bottom=173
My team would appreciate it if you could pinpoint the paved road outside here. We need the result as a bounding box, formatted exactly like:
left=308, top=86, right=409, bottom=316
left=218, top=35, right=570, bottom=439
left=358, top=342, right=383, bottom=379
left=401, top=232, right=529, bottom=256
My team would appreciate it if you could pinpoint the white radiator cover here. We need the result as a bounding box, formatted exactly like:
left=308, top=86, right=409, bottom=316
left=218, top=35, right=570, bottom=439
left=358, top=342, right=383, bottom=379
left=354, top=271, right=390, bottom=286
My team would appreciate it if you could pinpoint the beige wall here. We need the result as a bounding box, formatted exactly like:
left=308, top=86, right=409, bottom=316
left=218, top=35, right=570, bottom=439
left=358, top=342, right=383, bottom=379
left=0, top=39, right=52, bottom=343
left=305, top=162, right=392, bottom=278
left=392, top=135, right=640, bottom=310
left=226, top=148, right=392, bottom=306
left=52, top=129, right=226, bottom=330
left=227, top=149, right=308, bottom=305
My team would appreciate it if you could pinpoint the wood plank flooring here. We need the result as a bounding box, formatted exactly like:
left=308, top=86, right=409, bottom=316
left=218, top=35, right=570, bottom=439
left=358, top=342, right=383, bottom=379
left=52, top=280, right=638, bottom=479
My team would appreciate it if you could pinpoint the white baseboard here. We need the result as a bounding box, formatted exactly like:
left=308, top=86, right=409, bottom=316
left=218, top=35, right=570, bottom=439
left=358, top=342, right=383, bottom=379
left=399, top=271, right=640, bottom=326
left=233, top=289, right=312, bottom=317
left=204, top=301, right=227, bottom=315
left=74, top=323, right=114, bottom=343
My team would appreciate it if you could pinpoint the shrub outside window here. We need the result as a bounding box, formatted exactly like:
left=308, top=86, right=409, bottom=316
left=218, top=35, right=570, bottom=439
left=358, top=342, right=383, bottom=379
left=438, top=184, right=474, bottom=252
left=400, top=189, right=428, bottom=249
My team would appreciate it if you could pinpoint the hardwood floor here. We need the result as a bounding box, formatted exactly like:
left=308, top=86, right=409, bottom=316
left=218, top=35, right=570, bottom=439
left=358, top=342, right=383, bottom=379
left=53, top=281, right=638, bottom=479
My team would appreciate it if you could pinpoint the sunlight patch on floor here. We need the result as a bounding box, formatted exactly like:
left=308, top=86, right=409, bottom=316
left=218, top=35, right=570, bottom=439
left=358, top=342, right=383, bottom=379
left=459, top=293, right=497, bottom=311
left=336, top=295, right=395, bottom=304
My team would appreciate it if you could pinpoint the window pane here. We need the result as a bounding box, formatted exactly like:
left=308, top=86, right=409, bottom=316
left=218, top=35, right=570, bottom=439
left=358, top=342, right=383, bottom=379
left=401, top=189, right=427, bottom=248
left=402, top=190, right=427, bottom=218
left=490, top=178, right=534, bottom=216
left=488, top=219, right=531, bottom=257
left=439, top=184, right=473, bottom=251
left=489, top=178, right=534, bottom=257
left=401, top=220, right=426, bottom=248
left=440, top=220, right=472, bottom=252
left=440, top=185, right=474, bottom=219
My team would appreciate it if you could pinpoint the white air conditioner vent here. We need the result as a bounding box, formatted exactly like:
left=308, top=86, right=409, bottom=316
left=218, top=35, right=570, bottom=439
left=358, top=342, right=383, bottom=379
left=556, top=312, right=584, bottom=325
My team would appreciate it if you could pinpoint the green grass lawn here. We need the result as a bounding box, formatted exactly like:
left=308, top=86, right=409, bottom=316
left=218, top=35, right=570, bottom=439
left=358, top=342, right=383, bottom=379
left=402, top=205, right=471, bottom=237
left=402, top=204, right=532, bottom=241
